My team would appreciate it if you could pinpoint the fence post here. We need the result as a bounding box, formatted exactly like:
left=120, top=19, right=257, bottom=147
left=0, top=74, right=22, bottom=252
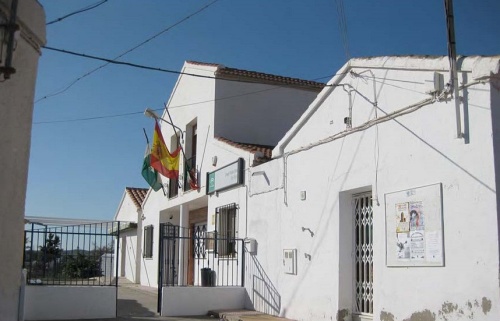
left=42, top=225, right=47, bottom=279
left=115, top=221, right=120, bottom=287
left=115, top=221, right=120, bottom=318
left=241, top=240, right=245, bottom=287
left=158, top=223, right=163, bottom=314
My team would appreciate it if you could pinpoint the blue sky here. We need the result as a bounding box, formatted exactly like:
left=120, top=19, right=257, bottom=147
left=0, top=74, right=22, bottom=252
left=27, top=0, right=500, bottom=220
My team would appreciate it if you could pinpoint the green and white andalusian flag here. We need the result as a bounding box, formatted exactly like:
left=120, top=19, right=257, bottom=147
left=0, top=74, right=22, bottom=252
left=141, top=145, right=163, bottom=192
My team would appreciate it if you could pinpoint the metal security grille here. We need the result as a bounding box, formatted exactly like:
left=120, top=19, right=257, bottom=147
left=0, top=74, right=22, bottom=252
left=215, top=203, right=237, bottom=256
left=353, top=192, right=373, bottom=315
left=193, top=223, right=206, bottom=258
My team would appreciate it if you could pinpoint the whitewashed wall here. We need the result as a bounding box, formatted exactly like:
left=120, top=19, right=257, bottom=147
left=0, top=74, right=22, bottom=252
left=114, top=192, right=140, bottom=222
left=114, top=192, right=141, bottom=283
left=118, top=230, right=137, bottom=282
left=161, top=287, right=245, bottom=316
left=24, top=286, right=116, bottom=320
left=215, top=80, right=320, bottom=146
left=140, top=189, right=163, bottom=287
left=245, top=57, right=500, bottom=321
left=0, top=1, right=45, bottom=320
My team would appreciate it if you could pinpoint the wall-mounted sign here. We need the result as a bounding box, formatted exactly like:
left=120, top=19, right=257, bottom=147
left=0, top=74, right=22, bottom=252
left=385, top=183, right=444, bottom=267
left=206, top=158, right=244, bottom=195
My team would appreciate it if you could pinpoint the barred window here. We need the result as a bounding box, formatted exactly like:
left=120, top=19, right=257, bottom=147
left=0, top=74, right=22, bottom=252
left=216, top=203, right=237, bottom=256
left=144, top=225, right=154, bottom=258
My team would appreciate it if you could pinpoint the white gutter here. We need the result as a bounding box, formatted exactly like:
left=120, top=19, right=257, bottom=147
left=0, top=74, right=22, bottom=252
left=274, top=55, right=500, bottom=157
left=274, top=61, right=351, bottom=157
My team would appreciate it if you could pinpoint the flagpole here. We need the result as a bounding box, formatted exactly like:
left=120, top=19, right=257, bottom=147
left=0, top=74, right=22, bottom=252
left=162, top=104, right=198, bottom=189
left=144, top=107, right=197, bottom=189
left=162, top=104, right=188, bottom=164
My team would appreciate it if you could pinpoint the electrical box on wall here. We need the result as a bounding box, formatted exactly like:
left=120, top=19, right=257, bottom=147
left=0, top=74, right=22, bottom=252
left=244, top=238, right=257, bottom=254
left=283, top=249, right=297, bottom=275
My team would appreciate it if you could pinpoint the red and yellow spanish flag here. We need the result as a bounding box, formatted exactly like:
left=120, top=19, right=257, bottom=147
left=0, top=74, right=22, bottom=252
left=150, top=121, right=181, bottom=179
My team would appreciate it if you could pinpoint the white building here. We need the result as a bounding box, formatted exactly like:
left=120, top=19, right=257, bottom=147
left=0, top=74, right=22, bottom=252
left=123, top=60, right=324, bottom=315
left=122, top=56, right=500, bottom=321
left=245, top=55, right=500, bottom=321
left=0, top=1, right=46, bottom=320
left=114, top=187, right=148, bottom=284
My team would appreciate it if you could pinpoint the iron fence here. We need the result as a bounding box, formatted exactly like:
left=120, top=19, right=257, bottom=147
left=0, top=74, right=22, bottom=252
left=23, top=221, right=120, bottom=286
left=158, top=223, right=245, bottom=288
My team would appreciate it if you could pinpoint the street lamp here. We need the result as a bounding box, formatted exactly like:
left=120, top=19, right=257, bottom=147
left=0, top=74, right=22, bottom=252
left=144, top=108, right=184, bottom=142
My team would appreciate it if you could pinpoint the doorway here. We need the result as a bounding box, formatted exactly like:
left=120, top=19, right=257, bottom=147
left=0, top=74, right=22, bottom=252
left=352, top=192, right=373, bottom=320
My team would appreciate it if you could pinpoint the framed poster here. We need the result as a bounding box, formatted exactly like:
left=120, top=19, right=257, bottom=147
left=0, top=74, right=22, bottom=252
left=385, top=183, right=444, bottom=267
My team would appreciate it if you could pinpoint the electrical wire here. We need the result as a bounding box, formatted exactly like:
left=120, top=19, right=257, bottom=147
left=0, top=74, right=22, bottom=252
left=34, top=65, right=453, bottom=126
left=46, top=0, right=108, bottom=26
left=33, top=72, right=345, bottom=125
left=334, top=0, right=350, bottom=60
left=40, top=45, right=329, bottom=88
left=36, top=0, right=220, bottom=103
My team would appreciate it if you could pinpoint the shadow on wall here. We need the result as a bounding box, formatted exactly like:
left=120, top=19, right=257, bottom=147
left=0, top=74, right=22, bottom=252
left=245, top=251, right=281, bottom=316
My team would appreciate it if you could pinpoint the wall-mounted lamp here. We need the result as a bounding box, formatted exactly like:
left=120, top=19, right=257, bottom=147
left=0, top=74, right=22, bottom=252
left=144, top=108, right=184, bottom=143
left=212, top=156, right=218, bottom=166
left=301, top=227, right=314, bottom=237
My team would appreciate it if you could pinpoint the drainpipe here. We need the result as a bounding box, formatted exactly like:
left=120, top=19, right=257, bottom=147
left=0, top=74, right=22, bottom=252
left=1, top=0, right=19, bottom=79
left=444, top=0, right=462, bottom=139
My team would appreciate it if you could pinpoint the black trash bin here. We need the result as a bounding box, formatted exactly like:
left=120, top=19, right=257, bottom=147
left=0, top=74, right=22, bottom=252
left=201, top=267, right=211, bottom=286
left=210, top=270, right=216, bottom=287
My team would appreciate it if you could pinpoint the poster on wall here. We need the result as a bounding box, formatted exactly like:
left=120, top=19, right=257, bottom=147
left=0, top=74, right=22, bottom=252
left=385, top=183, right=444, bottom=267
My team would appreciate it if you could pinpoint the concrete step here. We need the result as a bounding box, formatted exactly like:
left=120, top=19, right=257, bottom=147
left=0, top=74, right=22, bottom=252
left=208, top=309, right=294, bottom=321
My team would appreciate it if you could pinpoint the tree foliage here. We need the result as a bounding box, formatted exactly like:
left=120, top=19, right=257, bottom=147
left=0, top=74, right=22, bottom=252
left=62, top=252, right=101, bottom=279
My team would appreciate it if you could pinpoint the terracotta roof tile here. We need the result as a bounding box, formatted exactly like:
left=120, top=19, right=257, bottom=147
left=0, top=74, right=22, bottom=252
left=217, top=67, right=325, bottom=91
left=215, top=137, right=274, bottom=166
left=125, top=187, right=148, bottom=209
left=186, top=60, right=325, bottom=91
left=186, top=60, right=222, bottom=68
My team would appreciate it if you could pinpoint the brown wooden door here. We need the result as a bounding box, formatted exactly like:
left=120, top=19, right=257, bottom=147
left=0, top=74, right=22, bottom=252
left=187, top=224, right=195, bottom=285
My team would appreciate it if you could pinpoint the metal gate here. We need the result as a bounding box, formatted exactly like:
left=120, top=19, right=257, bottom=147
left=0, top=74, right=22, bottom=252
left=157, top=223, right=180, bottom=313
left=157, top=221, right=245, bottom=314
left=353, top=192, right=373, bottom=317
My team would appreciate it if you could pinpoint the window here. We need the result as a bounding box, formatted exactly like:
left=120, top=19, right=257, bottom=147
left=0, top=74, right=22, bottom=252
left=143, top=225, right=154, bottom=258
left=184, top=122, right=197, bottom=191
left=215, top=203, right=237, bottom=256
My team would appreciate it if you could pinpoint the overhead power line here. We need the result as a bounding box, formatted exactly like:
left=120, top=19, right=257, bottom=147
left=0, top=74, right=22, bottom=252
left=46, top=0, right=109, bottom=26
left=40, top=45, right=330, bottom=87
left=33, top=68, right=434, bottom=126
left=36, top=0, right=220, bottom=103
left=33, top=72, right=345, bottom=125
left=334, top=0, right=350, bottom=60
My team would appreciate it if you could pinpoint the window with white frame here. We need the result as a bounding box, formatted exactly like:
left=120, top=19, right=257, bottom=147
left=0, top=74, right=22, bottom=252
left=143, top=225, right=154, bottom=258
left=216, top=203, right=237, bottom=256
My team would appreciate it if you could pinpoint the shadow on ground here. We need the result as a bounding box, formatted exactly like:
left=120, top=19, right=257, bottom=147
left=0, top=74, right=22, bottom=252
left=117, top=298, right=156, bottom=318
